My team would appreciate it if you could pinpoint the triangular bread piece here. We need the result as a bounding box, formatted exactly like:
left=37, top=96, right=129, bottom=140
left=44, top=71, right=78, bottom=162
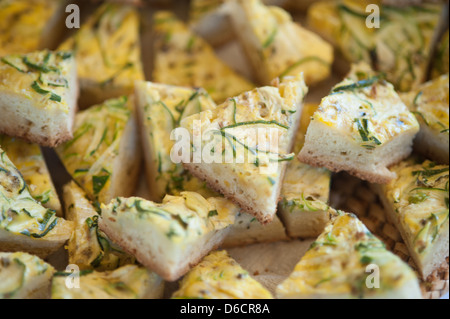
left=276, top=212, right=422, bottom=299
left=152, top=11, right=254, bottom=103
left=180, top=74, right=307, bottom=224
left=172, top=250, right=273, bottom=299
left=56, top=96, right=141, bottom=204
left=58, top=3, right=144, bottom=108
left=228, top=0, right=333, bottom=86
left=0, top=252, right=55, bottom=299
left=0, top=147, right=73, bottom=258
left=0, top=50, right=78, bottom=147
left=0, top=135, right=61, bottom=215
left=298, top=63, right=419, bottom=184
left=99, top=192, right=239, bottom=281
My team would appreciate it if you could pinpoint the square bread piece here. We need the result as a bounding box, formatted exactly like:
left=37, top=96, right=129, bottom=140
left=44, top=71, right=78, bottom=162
left=374, top=159, right=449, bottom=280
left=276, top=212, right=422, bottom=299
left=172, top=250, right=273, bottom=299
left=0, top=0, right=65, bottom=56
left=279, top=103, right=331, bottom=238
left=152, top=11, right=254, bottom=104
left=52, top=264, right=164, bottom=299
left=401, top=74, right=449, bottom=164
left=0, top=50, right=78, bottom=147
left=298, top=63, right=420, bottom=184
left=0, top=135, right=61, bottom=216
left=135, top=81, right=288, bottom=246
left=58, top=3, right=144, bottom=109
left=99, top=192, right=239, bottom=281
left=180, top=74, right=307, bottom=224
left=56, top=96, right=141, bottom=205
left=307, top=1, right=443, bottom=92
left=0, top=252, right=55, bottom=299
left=228, top=0, right=333, bottom=87
left=63, top=181, right=135, bottom=271
left=0, top=147, right=73, bottom=258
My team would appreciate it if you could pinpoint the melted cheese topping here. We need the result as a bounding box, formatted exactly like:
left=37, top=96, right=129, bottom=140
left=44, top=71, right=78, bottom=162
left=0, top=50, right=75, bottom=113
left=276, top=213, right=419, bottom=298
left=52, top=265, right=162, bottom=299
left=56, top=96, right=131, bottom=203
left=136, top=81, right=217, bottom=200
left=383, top=160, right=449, bottom=257
left=0, top=135, right=60, bottom=214
left=58, top=3, right=144, bottom=88
left=0, top=0, right=60, bottom=56
left=180, top=74, right=307, bottom=198
left=64, top=182, right=135, bottom=271
left=314, top=63, right=419, bottom=149
left=101, top=192, right=237, bottom=244
left=0, top=252, right=54, bottom=299
left=172, top=250, right=273, bottom=299
left=231, top=0, right=333, bottom=85
left=0, top=148, right=68, bottom=239
left=152, top=11, right=254, bottom=103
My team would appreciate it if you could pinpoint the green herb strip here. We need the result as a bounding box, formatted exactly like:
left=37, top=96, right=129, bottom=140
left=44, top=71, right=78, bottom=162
left=280, top=56, right=330, bottom=79
left=221, top=120, right=289, bottom=131
left=332, top=76, right=381, bottom=93
left=30, top=81, right=61, bottom=102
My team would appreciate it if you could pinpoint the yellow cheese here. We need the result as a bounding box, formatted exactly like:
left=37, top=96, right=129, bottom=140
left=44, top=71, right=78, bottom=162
left=172, top=250, right=273, bottom=299
left=51, top=265, right=164, bottom=299
left=276, top=213, right=421, bottom=298
left=152, top=11, right=254, bottom=103
left=0, top=135, right=61, bottom=215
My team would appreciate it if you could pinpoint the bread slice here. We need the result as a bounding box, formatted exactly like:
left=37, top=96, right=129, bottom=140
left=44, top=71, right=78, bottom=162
left=0, top=252, right=55, bottom=299
left=373, top=159, right=449, bottom=280
left=298, top=63, right=420, bottom=184
left=58, top=3, right=144, bottom=109
left=0, top=50, right=78, bottom=147
left=63, top=181, right=135, bottom=271
left=51, top=264, right=164, bottom=299
left=56, top=96, right=141, bottom=204
left=180, top=74, right=307, bottom=224
left=279, top=104, right=331, bottom=238
left=228, top=0, right=333, bottom=86
left=0, top=147, right=73, bottom=258
left=0, top=135, right=62, bottom=216
left=0, top=0, right=65, bottom=56
left=276, top=212, right=423, bottom=299
left=135, top=81, right=217, bottom=201
left=99, top=192, right=239, bottom=281
left=152, top=11, right=254, bottom=103
left=172, top=250, right=273, bottom=299
left=401, top=74, right=449, bottom=164
left=307, top=1, right=443, bottom=92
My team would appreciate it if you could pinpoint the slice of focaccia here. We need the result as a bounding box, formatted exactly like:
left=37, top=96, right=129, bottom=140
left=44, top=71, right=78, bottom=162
left=152, top=11, right=254, bottom=103
left=135, top=81, right=288, bottom=246
left=279, top=103, right=331, bottom=238
left=374, top=159, right=449, bottom=280
left=401, top=74, right=449, bottom=164
left=298, top=63, right=420, bottom=184
left=0, top=50, right=78, bottom=147
left=63, top=181, right=135, bottom=271
left=0, top=147, right=73, bottom=258
left=56, top=96, right=141, bottom=204
left=51, top=265, right=164, bottom=299
left=0, top=252, right=55, bottom=299
left=0, top=135, right=61, bottom=216
left=172, top=250, right=273, bottom=299
left=307, top=1, right=443, bottom=92
left=180, top=74, right=307, bottom=224
left=99, top=192, right=239, bottom=281
left=228, top=0, right=333, bottom=86
left=0, top=0, right=65, bottom=56
left=276, top=212, right=422, bottom=299
left=58, top=3, right=144, bottom=108
left=135, top=81, right=217, bottom=201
